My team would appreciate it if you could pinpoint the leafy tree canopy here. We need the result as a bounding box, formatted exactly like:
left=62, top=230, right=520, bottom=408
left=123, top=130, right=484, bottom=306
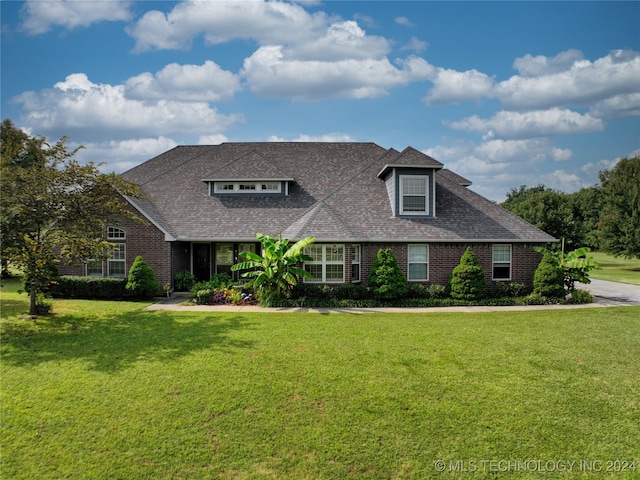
left=598, top=156, right=640, bottom=259
left=0, top=118, right=142, bottom=314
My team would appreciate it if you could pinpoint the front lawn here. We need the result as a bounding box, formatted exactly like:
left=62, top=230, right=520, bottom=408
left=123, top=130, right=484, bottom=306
left=1, top=280, right=639, bottom=479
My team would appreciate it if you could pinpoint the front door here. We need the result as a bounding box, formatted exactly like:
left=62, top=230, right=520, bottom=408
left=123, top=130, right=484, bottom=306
left=192, top=243, right=211, bottom=281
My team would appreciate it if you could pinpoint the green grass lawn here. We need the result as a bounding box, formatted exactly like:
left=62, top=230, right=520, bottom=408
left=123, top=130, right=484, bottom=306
left=590, top=252, right=640, bottom=286
left=2, top=278, right=639, bottom=479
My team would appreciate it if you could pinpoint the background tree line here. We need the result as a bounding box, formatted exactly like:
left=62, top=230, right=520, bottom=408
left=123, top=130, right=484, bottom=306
left=500, top=155, right=640, bottom=259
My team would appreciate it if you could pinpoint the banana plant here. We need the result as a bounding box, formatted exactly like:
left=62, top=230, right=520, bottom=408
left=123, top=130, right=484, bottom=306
left=533, top=239, right=600, bottom=292
left=231, top=233, right=314, bottom=306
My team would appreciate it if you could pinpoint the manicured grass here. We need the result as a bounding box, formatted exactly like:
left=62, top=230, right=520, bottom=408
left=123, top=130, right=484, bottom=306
left=590, top=252, right=640, bottom=286
left=2, top=278, right=639, bottom=479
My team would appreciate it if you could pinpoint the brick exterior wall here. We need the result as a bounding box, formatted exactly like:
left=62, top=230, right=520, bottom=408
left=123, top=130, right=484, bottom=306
left=59, top=221, right=546, bottom=293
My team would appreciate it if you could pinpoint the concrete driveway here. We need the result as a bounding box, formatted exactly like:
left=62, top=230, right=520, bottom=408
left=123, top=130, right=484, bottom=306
left=578, top=279, right=640, bottom=306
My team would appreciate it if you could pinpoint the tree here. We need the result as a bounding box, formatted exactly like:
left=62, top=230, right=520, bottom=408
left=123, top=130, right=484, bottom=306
left=126, top=256, right=159, bottom=298
left=598, top=156, right=640, bottom=259
left=231, top=233, right=315, bottom=306
left=568, top=185, right=603, bottom=250
left=0, top=119, right=141, bottom=315
left=501, top=185, right=580, bottom=249
left=533, top=240, right=600, bottom=293
left=449, top=247, right=485, bottom=300
left=367, top=248, right=407, bottom=300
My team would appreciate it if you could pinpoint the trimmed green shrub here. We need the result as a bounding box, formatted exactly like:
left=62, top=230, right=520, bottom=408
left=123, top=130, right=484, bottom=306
left=449, top=247, right=486, bottom=301
left=191, top=273, right=233, bottom=294
left=533, top=253, right=565, bottom=299
left=427, top=284, right=448, bottom=299
left=367, top=248, right=408, bottom=300
left=407, top=283, right=425, bottom=299
left=174, top=270, right=196, bottom=291
left=50, top=276, right=128, bottom=299
left=568, top=289, right=594, bottom=304
left=523, top=292, right=547, bottom=305
left=126, top=256, right=160, bottom=298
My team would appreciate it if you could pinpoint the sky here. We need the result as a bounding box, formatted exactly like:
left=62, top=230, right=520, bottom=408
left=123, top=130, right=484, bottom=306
left=1, top=1, right=639, bottom=202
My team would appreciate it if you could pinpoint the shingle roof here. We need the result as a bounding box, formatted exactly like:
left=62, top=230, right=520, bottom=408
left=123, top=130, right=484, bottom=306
left=121, top=142, right=556, bottom=243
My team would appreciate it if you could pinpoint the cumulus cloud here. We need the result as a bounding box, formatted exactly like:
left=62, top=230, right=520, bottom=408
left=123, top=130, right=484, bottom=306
left=19, top=0, right=132, bottom=35
left=401, top=36, right=428, bottom=53
left=590, top=92, right=640, bottom=119
left=241, top=47, right=433, bottom=100
left=395, top=16, right=414, bottom=27
left=423, top=68, right=494, bottom=105
left=126, top=0, right=330, bottom=52
left=494, top=49, right=640, bottom=110
left=447, top=108, right=604, bottom=139
left=268, top=133, right=356, bottom=142
left=125, top=61, right=241, bottom=102
left=12, top=73, right=242, bottom=142
left=73, top=137, right=178, bottom=172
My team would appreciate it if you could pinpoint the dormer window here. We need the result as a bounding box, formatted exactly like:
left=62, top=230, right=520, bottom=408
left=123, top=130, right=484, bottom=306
left=207, top=179, right=291, bottom=196
left=400, top=175, right=429, bottom=215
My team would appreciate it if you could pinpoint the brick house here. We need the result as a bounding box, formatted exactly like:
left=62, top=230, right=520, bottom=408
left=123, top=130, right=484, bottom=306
left=59, top=142, right=555, bottom=290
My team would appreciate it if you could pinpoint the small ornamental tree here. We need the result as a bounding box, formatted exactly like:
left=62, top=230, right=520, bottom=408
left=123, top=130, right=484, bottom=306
left=126, top=256, right=159, bottom=298
left=367, top=248, right=407, bottom=301
left=532, top=252, right=565, bottom=299
left=449, top=247, right=486, bottom=301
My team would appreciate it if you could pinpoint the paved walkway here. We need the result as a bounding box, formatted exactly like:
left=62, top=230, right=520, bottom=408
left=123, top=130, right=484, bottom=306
left=145, top=279, right=639, bottom=313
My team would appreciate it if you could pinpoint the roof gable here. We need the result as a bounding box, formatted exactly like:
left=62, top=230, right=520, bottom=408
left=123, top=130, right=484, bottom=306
left=204, top=149, right=294, bottom=181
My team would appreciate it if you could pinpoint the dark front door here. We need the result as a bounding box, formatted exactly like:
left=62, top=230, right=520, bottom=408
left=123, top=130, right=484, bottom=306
left=193, top=244, right=211, bottom=281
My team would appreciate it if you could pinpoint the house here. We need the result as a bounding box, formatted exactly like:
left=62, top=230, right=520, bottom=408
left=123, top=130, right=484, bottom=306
left=59, top=142, right=556, bottom=290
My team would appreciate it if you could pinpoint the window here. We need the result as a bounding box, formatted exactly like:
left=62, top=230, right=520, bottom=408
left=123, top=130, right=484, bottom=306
left=408, top=244, right=429, bottom=281
left=351, top=245, right=361, bottom=282
left=108, top=244, right=126, bottom=277
left=213, top=182, right=282, bottom=194
left=86, top=260, right=103, bottom=276
left=400, top=175, right=429, bottom=215
left=215, top=243, right=234, bottom=276
left=492, top=244, right=511, bottom=280
left=304, top=244, right=344, bottom=283
left=107, top=227, right=125, bottom=240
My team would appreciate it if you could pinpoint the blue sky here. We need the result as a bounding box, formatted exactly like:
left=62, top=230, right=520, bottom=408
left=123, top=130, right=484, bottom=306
left=2, top=1, right=638, bottom=202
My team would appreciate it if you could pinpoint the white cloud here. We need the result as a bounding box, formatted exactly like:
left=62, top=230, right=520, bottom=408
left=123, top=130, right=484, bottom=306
left=73, top=137, right=178, bottom=173
left=13, top=73, right=242, bottom=142
left=124, top=61, right=241, bottom=102
left=127, top=0, right=330, bottom=52
left=423, top=68, right=494, bottom=105
left=447, top=108, right=604, bottom=139
left=401, top=36, right=428, bottom=53
left=475, top=139, right=572, bottom=163
left=590, top=92, right=640, bottom=119
left=395, top=16, right=414, bottom=27
left=268, top=133, right=356, bottom=142
left=19, top=0, right=132, bottom=35
left=198, top=134, right=228, bottom=145
left=241, top=46, right=432, bottom=100
left=495, top=49, right=640, bottom=110
left=512, top=49, right=584, bottom=77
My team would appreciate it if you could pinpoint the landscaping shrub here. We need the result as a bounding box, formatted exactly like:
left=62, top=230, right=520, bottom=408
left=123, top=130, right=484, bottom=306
left=50, top=275, right=128, bottom=299
left=191, top=273, right=233, bottom=294
left=195, top=289, right=213, bottom=305
left=332, top=283, right=368, bottom=300
left=523, top=292, right=547, bottom=305
left=126, top=256, right=160, bottom=298
left=568, top=289, right=594, bottom=304
left=367, top=248, right=407, bottom=300
left=533, top=253, right=565, bottom=299
left=174, top=270, right=196, bottom=291
left=427, top=284, right=448, bottom=299
left=449, top=247, right=486, bottom=301
left=407, top=283, right=425, bottom=299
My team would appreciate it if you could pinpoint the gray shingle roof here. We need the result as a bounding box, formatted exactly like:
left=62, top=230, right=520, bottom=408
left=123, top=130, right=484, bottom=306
left=122, top=142, right=556, bottom=243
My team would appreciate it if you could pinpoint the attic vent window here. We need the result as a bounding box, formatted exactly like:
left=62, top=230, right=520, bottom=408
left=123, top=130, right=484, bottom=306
left=211, top=181, right=283, bottom=194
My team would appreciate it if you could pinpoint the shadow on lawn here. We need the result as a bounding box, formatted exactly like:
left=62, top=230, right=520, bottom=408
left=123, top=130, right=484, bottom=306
left=1, top=311, right=255, bottom=372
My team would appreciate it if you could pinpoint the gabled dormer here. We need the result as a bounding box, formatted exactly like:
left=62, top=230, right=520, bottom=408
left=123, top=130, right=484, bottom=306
left=203, top=150, right=295, bottom=196
left=377, top=147, right=443, bottom=218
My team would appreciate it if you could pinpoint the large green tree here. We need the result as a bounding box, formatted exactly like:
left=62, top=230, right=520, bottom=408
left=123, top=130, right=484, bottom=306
left=501, top=185, right=579, bottom=249
left=0, top=119, right=141, bottom=314
left=598, top=156, right=640, bottom=259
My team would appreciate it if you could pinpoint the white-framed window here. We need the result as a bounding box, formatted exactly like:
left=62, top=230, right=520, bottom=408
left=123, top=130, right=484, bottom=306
left=400, top=175, right=429, bottom=215
left=492, top=244, right=512, bottom=280
left=86, top=260, right=103, bottom=276
left=213, top=181, right=282, bottom=194
left=108, top=244, right=126, bottom=277
left=351, top=245, right=361, bottom=282
left=408, top=244, right=429, bottom=281
left=107, top=226, right=125, bottom=240
left=304, top=244, right=344, bottom=283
